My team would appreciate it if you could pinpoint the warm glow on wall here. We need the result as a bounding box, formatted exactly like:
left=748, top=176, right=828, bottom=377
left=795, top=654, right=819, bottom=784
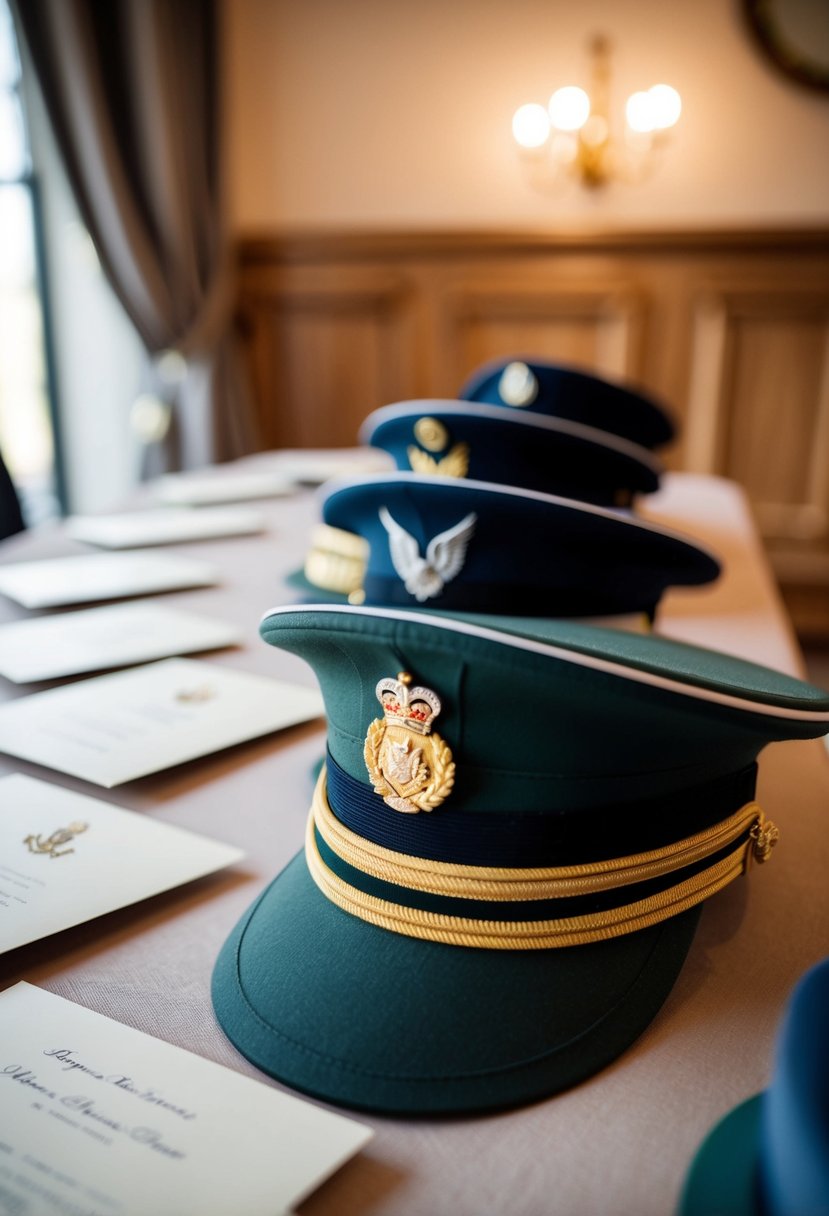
left=512, top=36, right=681, bottom=190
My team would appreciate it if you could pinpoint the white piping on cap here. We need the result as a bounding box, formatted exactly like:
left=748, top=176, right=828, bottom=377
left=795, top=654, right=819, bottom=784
left=260, top=602, right=829, bottom=724
left=317, top=470, right=720, bottom=565
left=358, top=400, right=663, bottom=474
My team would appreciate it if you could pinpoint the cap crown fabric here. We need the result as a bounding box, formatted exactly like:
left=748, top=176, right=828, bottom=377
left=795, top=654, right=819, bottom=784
left=322, top=473, right=720, bottom=618
left=458, top=357, right=676, bottom=449
left=264, top=606, right=829, bottom=814
left=762, top=958, right=829, bottom=1215
left=360, top=401, right=662, bottom=505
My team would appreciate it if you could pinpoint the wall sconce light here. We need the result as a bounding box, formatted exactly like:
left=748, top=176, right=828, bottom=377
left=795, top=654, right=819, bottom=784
left=512, top=35, right=681, bottom=190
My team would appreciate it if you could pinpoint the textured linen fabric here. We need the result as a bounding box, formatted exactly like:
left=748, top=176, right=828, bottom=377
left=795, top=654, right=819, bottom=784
left=1, top=473, right=827, bottom=1215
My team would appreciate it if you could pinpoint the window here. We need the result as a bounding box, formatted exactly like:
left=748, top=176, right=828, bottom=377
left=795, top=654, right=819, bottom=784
left=0, top=0, right=61, bottom=523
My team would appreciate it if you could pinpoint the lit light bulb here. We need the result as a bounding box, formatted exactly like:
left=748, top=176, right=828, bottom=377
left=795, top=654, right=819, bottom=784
left=625, top=90, right=655, bottom=134
left=648, top=84, right=681, bottom=129
left=512, top=102, right=551, bottom=149
left=548, top=86, right=590, bottom=132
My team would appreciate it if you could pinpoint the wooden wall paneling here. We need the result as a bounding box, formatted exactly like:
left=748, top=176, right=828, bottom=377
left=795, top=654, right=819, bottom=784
left=435, top=279, right=647, bottom=398
left=684, top=291, right=732, bottom=474
left=686, top=283, right=829, bottom=546
left=236, top=267, right=417, bottom=448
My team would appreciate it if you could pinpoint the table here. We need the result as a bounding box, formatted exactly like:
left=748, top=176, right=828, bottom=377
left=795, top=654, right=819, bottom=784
left=1, top=471, right=827, bottom=1216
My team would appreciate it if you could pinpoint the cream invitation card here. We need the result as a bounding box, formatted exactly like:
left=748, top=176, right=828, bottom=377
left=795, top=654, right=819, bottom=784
left=0, top=658, right=324, bottom=786
left=242, top=446, right=393, bottom=484
left=0, top=552, right=219, bottom=609
left=0, top=984, right=372, bottom=1215
left=153, top=469, right=296, bottom=506
left=0, top=774, right=243, bottom=952
left=66, top=506, right=266, bottom=549
left=0, top=603, right=241, bottom=683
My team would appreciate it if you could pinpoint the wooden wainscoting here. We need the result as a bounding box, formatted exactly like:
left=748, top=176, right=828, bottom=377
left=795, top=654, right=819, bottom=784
left=234, top=228, right=829, bottom=638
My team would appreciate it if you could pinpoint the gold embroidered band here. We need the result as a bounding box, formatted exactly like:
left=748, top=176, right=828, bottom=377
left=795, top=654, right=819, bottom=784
left=303, top=524, right=368, bottom=595
left=305, top=770, right=779, bottom=949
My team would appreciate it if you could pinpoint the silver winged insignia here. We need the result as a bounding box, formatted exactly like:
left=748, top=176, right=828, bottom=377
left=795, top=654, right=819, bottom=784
left=379, top=507, right=477, bottom=602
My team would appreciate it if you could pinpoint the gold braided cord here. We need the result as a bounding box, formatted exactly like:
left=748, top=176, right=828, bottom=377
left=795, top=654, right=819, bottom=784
left=309, top=523, right=369, bottom=561
left=304, top=813, right=752, bottom=949
left=304, top=548, right=366, bottom=595
left=312, top=770, right=766, bottom=902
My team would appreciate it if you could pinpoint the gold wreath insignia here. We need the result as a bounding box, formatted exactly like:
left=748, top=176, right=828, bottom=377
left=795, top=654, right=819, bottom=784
left=363, top=673, right=455, bottom=814
left=406, top=443, right=470, bottom=479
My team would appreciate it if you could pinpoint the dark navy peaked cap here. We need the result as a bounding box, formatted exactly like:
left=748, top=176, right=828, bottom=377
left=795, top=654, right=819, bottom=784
left=321, top=473, right=720, bottom=619
left=359, top=400, right=662, bottom=507
left=458, top=357, right=676, bottom=450
left=681, top=955, right=829, bottom=1216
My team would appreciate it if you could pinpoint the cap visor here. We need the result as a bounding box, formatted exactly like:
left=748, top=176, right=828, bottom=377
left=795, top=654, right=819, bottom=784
left=213, top=852, right=701, bottom=1115
left=679, top=1094, right=763, bottom=1216
left=282, top=566, right=350, bottom=604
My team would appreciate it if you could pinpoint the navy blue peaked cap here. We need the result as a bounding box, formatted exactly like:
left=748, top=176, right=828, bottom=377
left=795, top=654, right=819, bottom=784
left=359, top=400, right=662, bottom=507
left=321, top=473, right=720, bottom=618
left=681, top=955, right=829, bottom=1216
left=458, top=358, right=676, bottom=450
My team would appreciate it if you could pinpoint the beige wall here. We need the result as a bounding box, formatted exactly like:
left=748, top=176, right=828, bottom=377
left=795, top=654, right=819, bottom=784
left=225, top=0, right=829, bottom=232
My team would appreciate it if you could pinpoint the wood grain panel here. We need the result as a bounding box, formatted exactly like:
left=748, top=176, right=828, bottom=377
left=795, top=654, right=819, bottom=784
left=436, top=283, right=645, bottom=393
left=686, top=285, right=829, bottom=545
left=237, top=275, right=416, bottom=448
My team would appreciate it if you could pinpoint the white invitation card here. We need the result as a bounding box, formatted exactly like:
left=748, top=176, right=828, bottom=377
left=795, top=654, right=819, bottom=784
left=0, top=603, right=241, bottom=683
left=65, top=506, right=266, bottom=549
left=0, top=774, right=243, bottom=952
left=0, top=658, right=324, bottom=786
left=0, top=983, right=372, bottom=1215
left=242, top=446, right=393, bottom=484
left=153, top=469, right=296, bottom=506
left=0, top=552, right=219, bottom=609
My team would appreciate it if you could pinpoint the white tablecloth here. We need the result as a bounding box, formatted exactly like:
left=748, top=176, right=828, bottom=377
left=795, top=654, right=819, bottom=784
left=1, top=472, right=827, bottom=1216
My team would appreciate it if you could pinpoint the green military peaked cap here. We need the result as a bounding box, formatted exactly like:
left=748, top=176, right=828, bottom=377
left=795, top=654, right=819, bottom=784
left=212, top=606, right=829, bottom=1115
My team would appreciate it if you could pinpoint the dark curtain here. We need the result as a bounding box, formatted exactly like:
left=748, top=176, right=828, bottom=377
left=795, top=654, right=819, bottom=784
left=14, top=0, right=258, bottom=472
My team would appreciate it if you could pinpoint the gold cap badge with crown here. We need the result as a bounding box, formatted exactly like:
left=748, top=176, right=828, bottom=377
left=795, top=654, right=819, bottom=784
left=364, top=672, right=455, bottom=814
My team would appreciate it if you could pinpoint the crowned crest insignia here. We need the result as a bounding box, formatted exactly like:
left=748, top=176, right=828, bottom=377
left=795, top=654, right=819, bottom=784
left=364, top=672, right=455, bottom=813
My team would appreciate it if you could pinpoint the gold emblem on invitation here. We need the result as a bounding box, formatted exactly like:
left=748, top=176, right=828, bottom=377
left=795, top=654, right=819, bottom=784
left=407, top=418, right=469, bottom=478
left=498, top=361, right=538, bottom=408
left=24, top=822, right=88, bottom=859
left=364, top=672, right=455, bottom=814
left=175, top=685, right=216, bottom=704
